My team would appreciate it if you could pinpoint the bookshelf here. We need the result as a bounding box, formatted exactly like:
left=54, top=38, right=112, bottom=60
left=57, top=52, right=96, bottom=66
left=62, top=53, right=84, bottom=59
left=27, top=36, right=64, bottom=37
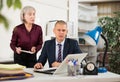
left=78, top=29, right=97, bottom=64
left=61, top=0, right=98, bottom=64
left=78, top=3, right=98, bottom=64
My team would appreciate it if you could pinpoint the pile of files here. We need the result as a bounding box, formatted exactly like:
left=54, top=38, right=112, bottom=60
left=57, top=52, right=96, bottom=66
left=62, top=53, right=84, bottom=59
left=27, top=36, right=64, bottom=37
left=0, top=64, right=33, bottom=81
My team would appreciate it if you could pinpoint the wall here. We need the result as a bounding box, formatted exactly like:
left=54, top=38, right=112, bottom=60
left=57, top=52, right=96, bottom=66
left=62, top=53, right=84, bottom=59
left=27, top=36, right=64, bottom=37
left=68, top=0, right=78, bottom=39
left=0, top=0, right=67, bottom=60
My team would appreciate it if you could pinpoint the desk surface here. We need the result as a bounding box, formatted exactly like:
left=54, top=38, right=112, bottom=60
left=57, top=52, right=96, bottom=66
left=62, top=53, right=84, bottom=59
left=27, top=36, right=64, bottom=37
left=3, top=68, right=120, bottom=82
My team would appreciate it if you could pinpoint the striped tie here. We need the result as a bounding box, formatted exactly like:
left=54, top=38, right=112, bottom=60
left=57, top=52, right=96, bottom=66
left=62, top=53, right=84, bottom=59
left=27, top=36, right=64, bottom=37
left=57, top=44, right=62, bottom=62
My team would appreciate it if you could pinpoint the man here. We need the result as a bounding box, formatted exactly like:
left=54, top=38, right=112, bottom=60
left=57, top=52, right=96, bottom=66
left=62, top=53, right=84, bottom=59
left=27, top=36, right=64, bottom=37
left=34, top=20, right=82, bottom=69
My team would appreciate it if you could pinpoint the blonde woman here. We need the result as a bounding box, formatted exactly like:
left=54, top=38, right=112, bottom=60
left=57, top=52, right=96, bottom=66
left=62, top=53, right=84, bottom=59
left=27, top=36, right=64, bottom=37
left=10, top=6, right=43, bottom=68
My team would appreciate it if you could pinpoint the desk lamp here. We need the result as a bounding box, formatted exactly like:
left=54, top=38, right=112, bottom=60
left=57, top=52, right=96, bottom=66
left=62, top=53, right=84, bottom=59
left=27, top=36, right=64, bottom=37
left=84, top=26, right=108, bottom=73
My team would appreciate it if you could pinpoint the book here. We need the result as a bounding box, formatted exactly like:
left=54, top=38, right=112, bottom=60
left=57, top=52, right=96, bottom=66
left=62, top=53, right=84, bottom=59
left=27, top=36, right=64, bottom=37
left=0, top=73, right=25, bottom=77
left=0, top=72, right=33, bottom=81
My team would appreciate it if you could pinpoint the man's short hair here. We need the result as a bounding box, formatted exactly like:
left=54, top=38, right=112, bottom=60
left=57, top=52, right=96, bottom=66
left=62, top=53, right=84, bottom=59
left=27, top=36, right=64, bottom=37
left=55, top=20, right=67, bottom=27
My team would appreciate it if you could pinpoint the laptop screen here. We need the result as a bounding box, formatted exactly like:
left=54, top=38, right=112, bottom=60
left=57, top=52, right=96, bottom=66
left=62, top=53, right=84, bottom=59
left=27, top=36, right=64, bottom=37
left=53, top=53, right=88, bottom=75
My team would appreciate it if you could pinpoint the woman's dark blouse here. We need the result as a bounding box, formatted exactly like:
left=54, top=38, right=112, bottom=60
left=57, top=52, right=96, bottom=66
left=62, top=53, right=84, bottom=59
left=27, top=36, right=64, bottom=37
left=10, top=24, right=43, bottom=53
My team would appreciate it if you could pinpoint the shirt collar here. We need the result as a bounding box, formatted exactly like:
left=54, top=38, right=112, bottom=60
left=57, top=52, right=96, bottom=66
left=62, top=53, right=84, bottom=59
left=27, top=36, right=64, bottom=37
left=55, top=39, right=65, bottom=46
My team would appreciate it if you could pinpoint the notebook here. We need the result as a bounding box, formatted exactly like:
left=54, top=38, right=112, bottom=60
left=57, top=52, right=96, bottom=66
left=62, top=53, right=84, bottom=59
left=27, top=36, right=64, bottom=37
left=34, top=53, right=88, bottom=75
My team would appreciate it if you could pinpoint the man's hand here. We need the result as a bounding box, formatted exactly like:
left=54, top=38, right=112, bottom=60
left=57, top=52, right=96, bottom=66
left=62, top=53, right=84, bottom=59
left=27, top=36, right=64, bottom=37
left=34, top=63, right=43, bottom=69
left=52, top=61, right=61, bottom=67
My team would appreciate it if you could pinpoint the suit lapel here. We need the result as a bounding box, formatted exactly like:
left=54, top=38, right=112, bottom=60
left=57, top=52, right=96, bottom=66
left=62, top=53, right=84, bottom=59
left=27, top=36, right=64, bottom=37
left=50, top=39, right=56, bottom=61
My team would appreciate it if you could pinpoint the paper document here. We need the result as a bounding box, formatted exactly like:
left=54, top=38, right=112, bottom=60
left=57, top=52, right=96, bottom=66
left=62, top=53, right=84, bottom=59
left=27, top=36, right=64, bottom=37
left=34, top=67, right=57, bottom=74
left=0, top=64, right=26, bottom=70
left=21, top=50, right=34, bottom=54
left=34, top=67, right=57, bottom=72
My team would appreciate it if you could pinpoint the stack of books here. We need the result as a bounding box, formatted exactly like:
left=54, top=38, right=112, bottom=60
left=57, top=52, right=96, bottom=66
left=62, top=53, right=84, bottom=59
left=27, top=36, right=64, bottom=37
left=0, top=64, right=33, bottom=81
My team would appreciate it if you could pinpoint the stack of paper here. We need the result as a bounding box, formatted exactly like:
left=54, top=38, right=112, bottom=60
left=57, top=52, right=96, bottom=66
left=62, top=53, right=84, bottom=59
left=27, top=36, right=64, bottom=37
left=0, top=64, right=25, bottom=74
left=0, top=64, right=25, bottom=69
left=0, top=64, right=33, bottom=81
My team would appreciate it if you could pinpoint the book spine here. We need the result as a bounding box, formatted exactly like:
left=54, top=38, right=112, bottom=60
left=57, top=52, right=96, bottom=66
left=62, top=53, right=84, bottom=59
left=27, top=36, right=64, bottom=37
left=0, top=73, right=25, bottom=77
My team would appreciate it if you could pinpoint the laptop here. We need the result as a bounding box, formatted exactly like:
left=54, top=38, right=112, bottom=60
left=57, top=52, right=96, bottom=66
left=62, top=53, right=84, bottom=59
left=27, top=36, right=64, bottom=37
left=34, top=53, right=88, bottom=75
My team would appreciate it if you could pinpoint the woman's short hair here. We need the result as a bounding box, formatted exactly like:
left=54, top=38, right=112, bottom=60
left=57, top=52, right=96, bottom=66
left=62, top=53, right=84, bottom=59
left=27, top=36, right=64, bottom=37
left=20, top=6, right=36, bottom=23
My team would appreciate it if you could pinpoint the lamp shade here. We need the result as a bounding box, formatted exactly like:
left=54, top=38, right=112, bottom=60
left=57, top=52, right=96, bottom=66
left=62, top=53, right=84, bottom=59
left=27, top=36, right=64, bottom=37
left=84, top=26, right=102, bottom=46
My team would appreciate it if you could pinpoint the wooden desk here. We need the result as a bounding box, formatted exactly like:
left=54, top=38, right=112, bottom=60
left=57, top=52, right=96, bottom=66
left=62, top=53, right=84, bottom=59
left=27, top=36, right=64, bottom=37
left=3, top=68, right=120, bottom=82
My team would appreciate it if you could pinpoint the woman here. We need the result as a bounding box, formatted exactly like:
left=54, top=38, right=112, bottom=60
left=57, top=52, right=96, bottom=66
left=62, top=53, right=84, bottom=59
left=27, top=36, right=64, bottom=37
left=10, top=6, right=43, bottom=68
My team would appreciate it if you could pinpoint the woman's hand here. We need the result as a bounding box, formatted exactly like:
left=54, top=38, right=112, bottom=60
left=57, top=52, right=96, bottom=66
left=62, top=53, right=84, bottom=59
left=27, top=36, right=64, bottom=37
left=16, top=47, right=21, bottom=54
left=31, top=46, right=36, bottom=54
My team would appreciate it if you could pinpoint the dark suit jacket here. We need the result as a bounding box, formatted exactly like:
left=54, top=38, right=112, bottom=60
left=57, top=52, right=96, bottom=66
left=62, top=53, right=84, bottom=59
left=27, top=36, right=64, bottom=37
left=37, top=38, right=82, bottom=67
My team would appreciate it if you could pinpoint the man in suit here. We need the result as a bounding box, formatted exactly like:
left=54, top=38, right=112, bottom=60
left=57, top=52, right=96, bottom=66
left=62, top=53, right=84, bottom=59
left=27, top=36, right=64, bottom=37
left=34, top=20, right=82, bottom=69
